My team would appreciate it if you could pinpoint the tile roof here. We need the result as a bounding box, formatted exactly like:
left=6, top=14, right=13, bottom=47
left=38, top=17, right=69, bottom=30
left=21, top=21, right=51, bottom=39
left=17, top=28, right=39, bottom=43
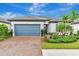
left=71, top=18, right=79, bottom=24
left=8, top=16, right=52, bottom=21
left=0, top=17, right=10, bottom=24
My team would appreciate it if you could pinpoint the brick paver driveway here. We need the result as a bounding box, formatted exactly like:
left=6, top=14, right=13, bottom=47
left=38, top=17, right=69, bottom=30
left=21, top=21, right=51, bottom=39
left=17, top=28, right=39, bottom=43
left=0, top=36, right=42, bottom=56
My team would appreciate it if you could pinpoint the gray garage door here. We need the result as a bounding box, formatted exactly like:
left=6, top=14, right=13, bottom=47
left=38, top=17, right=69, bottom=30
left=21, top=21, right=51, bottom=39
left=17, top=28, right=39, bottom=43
left=14, top=24, right=40, bottom=36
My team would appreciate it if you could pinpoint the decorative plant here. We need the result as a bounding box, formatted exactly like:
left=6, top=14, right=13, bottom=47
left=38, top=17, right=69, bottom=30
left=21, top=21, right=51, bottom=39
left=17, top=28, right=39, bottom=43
left=41, top=29, right=47, bottom=36
left=57, top=22, right=73, bottom=35
left=0, top=24, right=11, bottom=41
left=0, top=24, right=8, bottom=36
left=77, top=30, right=79, bottom=35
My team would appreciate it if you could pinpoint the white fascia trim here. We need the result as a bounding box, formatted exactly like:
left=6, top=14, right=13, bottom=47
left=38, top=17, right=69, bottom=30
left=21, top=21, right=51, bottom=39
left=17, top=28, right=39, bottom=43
left=13, top=21, right=44, bottom=24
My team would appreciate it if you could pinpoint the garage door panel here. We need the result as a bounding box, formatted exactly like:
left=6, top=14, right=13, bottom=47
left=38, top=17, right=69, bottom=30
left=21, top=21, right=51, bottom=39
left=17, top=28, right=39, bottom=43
left=14, top=24, right=40, bottom=36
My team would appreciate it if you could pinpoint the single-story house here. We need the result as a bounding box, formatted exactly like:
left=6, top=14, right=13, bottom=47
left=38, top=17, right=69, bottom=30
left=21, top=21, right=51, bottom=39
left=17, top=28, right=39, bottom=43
left=9, top=16, right=52, bottom=36
left=8, top=16, right=79, bottom=36
left=0, top=17, right=11, bottom=31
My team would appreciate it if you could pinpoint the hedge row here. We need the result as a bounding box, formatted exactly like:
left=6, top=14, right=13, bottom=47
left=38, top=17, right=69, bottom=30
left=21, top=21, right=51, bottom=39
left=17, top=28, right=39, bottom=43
left=48, top=35, right=78, bottom=43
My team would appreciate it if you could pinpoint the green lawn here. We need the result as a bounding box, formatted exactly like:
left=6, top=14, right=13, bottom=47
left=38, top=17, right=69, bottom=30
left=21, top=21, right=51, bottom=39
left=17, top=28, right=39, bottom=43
left=42, top=40, right=79, bottom=49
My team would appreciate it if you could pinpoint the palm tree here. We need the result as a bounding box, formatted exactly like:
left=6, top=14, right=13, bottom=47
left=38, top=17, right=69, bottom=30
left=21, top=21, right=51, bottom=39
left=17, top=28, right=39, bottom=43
left=57, top=22, right=65, bottom=33
left=62, top=14, right=69, bottom=21
left=69, top=10, right=77, bottom=22
left=58, top=10, right=79, bottom=35
left=61, top=14, right=69, bottom=35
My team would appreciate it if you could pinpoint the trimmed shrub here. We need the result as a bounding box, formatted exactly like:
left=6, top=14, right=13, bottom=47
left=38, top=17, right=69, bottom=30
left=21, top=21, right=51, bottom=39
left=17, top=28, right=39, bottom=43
left=0, top=24, right=8, bottom=35
left=74, top=34, right=77, bottom=36
left=47, top=32, right=59, bottom=39
left=41, top=29, right=47, bottom=36
left=48, top=35, right=77, bottom=43
left=51, top=33, right=59, bottom=39
left=75, top=35, right=79, bottom=39
left=8, top=30, right=12, bottom=37
left=0, top=24, right=11, bottom=41
left=77, top=30, right=79, bottom=35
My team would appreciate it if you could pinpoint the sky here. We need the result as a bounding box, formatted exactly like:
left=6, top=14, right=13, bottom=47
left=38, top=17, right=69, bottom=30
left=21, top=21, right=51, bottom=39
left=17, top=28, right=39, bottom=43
left=0, top=3, right=79, bottom=19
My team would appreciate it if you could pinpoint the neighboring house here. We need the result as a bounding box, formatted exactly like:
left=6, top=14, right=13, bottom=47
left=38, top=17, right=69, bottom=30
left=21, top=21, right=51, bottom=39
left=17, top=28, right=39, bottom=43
left=48, top=20, right=79, bottom=34
left=9, top=16, right=51, bottom=36
left=71, top=19, right=79, bottom=34
left=0, top=18, right=11, bottom=31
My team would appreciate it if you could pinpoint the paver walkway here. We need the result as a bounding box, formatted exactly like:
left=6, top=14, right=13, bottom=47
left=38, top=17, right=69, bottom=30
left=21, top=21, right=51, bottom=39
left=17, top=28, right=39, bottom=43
left=0, top=36, right=42, bottom=56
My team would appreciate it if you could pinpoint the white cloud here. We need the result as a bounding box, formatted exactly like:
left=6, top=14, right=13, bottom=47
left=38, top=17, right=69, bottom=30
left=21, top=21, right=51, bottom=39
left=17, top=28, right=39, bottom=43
left=0, top=12, right=24, bottom=19
left=28, top=3, right=73, bottom=15
left=46, top=7, right=72, bottom=18
left=28, top=3, right=48, bottom=15
left=66, top=3, right=75, bottom=6
left=57, top=7, right=71, bottom=12
left=67, top=3, right=73, bottom=5
left=6, top=4, right=28, bottom=12
left=48, top=6, right=71, bottom=14
left=6, top=4, right=26, bottom=10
